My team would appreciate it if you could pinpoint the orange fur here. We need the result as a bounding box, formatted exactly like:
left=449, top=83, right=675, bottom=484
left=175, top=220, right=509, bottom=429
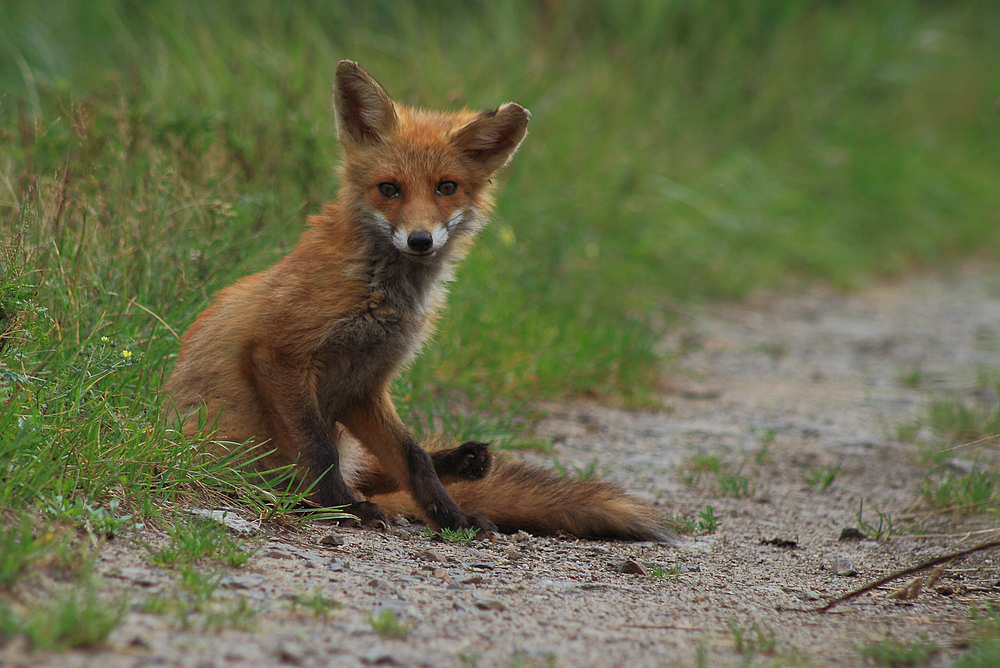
left=165, top=61, right=673, bottom=543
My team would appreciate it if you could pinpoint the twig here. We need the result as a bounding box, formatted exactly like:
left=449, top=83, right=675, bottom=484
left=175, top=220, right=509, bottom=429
left=808, top=539, right=1000, bottom=613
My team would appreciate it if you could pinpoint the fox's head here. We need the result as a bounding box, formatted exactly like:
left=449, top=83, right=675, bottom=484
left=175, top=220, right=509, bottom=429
left=333, top=61, right=528, bottom=260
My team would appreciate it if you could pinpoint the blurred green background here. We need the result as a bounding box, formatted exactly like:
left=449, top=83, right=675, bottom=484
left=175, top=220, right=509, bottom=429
left=2, top=0, right=999, bottom=417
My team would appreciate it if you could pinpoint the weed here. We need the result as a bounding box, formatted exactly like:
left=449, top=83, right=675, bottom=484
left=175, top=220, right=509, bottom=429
left=897, top=368, right=925, bottom=389
left=697, top=506, right=719, bottom=534
left=727, top=617, right=777, bottom=662
left=648, top=563, right=681, bottom=579
left=717, top=464, right=755, bottom=499
left=928, top=395, right=1000, bottom=443
left=753, top=429, right=775, bottom=464
left=923, top=470, right=998, bottom=514
left=440, top=527, right=480, bottom=546
left=552, top=457, right=601, bottom=481
left=805, top=463, right=840, bottom=491
left=856, top=500, right=896, bottom=540
left=288, top=589, right=342, bottom=619
left=0, top=585, right=125, bottom=650
left=677, top=453, right=722, bottom=485
left=202, top=595, right=257, bottom=631
left=367, top=608, right=412, bottom=638
left=148, top=515, right=258, bottom=568
left=856, top=636, right=937, bottom=667
left=0, top=516, right=54, bottom=588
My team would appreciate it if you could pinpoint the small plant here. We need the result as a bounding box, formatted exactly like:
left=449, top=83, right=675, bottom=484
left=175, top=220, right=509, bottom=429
left=805, top=463, right=840, bottom=491
left=440, top=526, right=480, bottom=545
left=754, top=429, right=775, bottom=464
left=928, top=395, right=1000, bottom=443
left=289, top=589, right=342, bottom=619
left=897, top=367, right=925, bottom=389
left=923, top=470, right=998, bottom=514
left=856, top=635, right=937, bottom=667
left=697, top=505, right=719, bottom=533
left=367, top=608, right=412, bottom=638
left=677, top=453, right=722, bottom=485
left=0, top=516, right=54, bottom=588
left=727, top=617, right=777, bottom=662
left=0, top=586, right=126, bottom=650
left=203, top=595, right=257, bottom=631
left=717, top=464, right=754, bottom=499
left=856, top=500, right=896, bottom=540
left=648, top=563, right=681, bottom=579
left=148, top=515, right=257, bottom=568
left=552, top=457, right=601, bottom=480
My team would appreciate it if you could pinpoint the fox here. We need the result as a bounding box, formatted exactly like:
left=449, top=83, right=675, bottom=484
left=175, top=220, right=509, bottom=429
left=165, top=61, right=673, bottom=543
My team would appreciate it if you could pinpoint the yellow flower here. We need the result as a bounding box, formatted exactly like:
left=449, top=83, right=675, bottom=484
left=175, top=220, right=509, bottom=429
left=120, top=350, right=132, bottom=360
left=100, top=336, right=110, bottom=343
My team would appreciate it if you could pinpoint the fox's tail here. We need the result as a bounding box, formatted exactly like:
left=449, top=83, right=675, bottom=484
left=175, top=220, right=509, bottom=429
left=371, top=456, right=678, bottom=544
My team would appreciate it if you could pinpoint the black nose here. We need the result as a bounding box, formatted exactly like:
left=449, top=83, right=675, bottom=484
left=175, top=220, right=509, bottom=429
left=407, top=231, right=433, bottom=253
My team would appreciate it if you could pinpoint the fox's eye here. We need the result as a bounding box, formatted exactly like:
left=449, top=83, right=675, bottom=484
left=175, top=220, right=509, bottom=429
left=378, top=182, right=400, bottom=198
left=436, top=181, right=457, bottom=197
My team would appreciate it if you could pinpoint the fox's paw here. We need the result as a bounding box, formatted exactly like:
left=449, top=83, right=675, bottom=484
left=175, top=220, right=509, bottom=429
left=432, top=441, right=493, bottom=480
left=339, top=501, right=389, bottom=531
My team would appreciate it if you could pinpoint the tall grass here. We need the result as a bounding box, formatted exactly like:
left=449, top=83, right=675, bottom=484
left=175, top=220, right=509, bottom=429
left=0, top=0, right=998, bottom=515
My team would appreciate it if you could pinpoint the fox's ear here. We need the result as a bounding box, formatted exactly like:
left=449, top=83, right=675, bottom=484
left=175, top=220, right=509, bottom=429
left=453, top=103, right=530, bottom=172
left=334, top=60, right=398, bottom=147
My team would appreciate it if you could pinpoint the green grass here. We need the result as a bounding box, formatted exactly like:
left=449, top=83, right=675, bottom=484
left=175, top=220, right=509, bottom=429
left=856, top=636, right=937, bottom=667
left=367, top=608, right=412, bottom=639
left=0, top=585, right=125, bottom=650
left=0, top=0, right=999, bottom=650
left=147, top=514, right=259, bottom=568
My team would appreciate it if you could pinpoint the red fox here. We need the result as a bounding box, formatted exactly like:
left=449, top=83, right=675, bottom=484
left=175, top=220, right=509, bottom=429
left=166, top=61, right=672, bottom=542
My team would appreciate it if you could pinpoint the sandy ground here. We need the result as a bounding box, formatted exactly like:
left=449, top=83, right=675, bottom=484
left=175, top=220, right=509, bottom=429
left=4, top=271, right=1000, bottom=667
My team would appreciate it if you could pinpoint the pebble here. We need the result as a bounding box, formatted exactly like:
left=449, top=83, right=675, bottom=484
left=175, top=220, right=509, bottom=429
left=834, top=557, right=858, bottom=577
left=320, top=532, right=345, bottom=547
left=416, top=549, right=444, bottom=562
left=619, top=559, right=648, bottom=576
left=838, top=528, right=866, bottom=541
left=474, top=598, right=506, bottom=611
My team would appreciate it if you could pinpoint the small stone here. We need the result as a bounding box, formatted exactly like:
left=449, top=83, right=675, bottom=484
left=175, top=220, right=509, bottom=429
left=319, top=532, right=345, bottom=547
left=474, top=598, right=506, bottom=611
left=433, top=568, right=451, bottom=582
left=416, top=549, right=444, bottom=562
left=470, top=562, right=495, bottom=570
left=391, top=514, right=411, bottom=527
left=278, top=641, right=305, bottom=665
left=327, top=559, right=349, bottom=572
left=262, top=549, right=293, bottom=559
left=619, top=559, right=648, bottom=576
left=834, top=557, right=857, bottom=577
left=461, top=575, right=485, bottom=585
left=838, top=528, right=866, bottom=541
left=128, top=634, right=151, bottom=649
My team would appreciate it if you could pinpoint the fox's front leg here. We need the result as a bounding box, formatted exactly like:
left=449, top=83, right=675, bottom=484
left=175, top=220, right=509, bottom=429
left=242, top=341, right=387, bottom=526
left=341, top=392, right=497, bottom=534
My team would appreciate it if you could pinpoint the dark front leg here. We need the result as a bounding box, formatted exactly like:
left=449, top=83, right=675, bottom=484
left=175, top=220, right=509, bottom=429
left=341, top=393, right=497, bottom=534
left=241, top=339, right=387, bottom=527
left=355, top=441, right=493, bottom=497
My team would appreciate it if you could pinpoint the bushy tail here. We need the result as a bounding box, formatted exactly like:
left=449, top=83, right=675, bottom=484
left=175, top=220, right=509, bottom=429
left=371, top=456, right=678, bottom=544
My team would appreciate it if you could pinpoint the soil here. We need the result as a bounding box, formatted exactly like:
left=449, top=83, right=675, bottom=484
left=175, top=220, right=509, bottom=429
left=4, top=271, right=1000, bottom=668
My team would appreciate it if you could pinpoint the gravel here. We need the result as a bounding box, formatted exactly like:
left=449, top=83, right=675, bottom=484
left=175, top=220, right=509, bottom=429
left=4, top=271, right=999, bottom=667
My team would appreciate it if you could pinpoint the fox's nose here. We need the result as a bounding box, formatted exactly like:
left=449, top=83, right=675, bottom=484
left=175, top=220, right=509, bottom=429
left=407, top=231, right=433, bottom=253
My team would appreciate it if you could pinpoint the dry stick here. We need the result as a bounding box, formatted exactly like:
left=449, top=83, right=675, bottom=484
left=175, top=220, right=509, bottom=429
left=808, top=538, right=1000, bottom=613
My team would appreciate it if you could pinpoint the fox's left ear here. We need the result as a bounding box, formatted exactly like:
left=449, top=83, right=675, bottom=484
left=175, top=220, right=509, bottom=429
left=453, top=103, right=530, bottom=172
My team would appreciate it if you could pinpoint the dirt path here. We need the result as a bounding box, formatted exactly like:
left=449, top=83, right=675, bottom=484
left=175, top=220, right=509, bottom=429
left=5, top=272, right=1000, bottom=667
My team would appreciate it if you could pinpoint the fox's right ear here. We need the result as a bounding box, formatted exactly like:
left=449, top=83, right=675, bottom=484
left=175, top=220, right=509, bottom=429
left=334, top=61, right=398, bottom=148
